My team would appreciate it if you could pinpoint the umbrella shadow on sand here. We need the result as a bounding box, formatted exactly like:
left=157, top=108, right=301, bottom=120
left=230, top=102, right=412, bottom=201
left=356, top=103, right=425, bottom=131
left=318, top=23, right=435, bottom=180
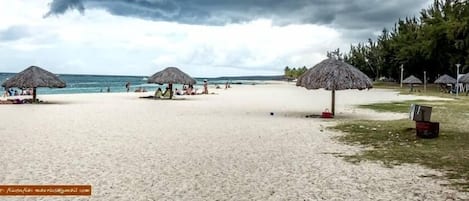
left=139, top=96, right=190, bottom=101
left=0, top=99, right=73, bottom=105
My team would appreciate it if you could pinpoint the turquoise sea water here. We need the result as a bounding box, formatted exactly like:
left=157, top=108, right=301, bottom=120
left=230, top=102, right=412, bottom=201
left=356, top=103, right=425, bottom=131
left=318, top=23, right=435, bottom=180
left=0, top=73, right=282, bottom=95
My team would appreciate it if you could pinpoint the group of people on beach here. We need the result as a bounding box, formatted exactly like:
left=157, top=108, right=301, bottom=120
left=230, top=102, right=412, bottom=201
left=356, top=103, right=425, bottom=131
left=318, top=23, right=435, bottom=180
left=215, top=82, right=231, bottom=89
left=99, top=87, right=111, bottom=93
left=153, top=86, right=186, bottom=98
left=125, top=79, right=231, bottom=98
left=156, top=84, right=197, bottom=98
left=134, top=87, right=147, bottom=92
left=2, top=88, right=33, bottom=97
left=151, top=79, right=216, bottom=98
left=125, top=82, right=148, bottom=93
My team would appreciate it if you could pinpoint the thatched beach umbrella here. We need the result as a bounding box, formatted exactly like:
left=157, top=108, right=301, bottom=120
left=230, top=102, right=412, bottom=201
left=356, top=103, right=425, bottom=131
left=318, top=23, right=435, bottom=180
left=402, top=75, right=422, bottom=92
left=434, top=74, right=456, bottom=84
left=460, top=73, right=469, bottom=84
left=147, top=67, right=196, bottom=99
left=296, top=58, right=373, bottom=116
left=434, top=74, right=456, bottom=93
left=402, top=75, right=422, bottom=84
left=1, top=66, right=66, bottom=102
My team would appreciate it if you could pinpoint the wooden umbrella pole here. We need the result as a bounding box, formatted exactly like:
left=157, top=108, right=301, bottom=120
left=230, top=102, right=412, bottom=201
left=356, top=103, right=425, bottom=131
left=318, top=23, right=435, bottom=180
left=169, top=83, right=173, bottom=99
left=33, top=87, right=37, bottom=103
left=331, top=88, right=335, bottom=116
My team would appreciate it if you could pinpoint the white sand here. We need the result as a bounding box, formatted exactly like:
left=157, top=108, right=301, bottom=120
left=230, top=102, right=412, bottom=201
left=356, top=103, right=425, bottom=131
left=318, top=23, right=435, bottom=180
left=0, top=83, right=466, bottom=200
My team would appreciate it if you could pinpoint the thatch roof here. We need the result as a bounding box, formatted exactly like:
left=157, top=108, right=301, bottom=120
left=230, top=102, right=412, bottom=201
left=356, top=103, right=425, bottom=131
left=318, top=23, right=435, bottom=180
left=1, top=66, right=66, bottom=88
left=402, top=75, right=422, bottom=84
left=296, top=58, right=373, bottom=90
left=147, top=67, right=196, bottom=85
left=460, top=73, right=469, bottom=83
left=434, top=74, right=456, bottom=84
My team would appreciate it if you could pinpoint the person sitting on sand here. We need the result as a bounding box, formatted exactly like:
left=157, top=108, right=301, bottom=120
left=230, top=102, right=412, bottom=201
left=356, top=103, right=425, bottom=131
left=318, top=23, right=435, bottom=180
left=175, top=88, right=182, bottom=95
left=22, top=88, right=30, bottom=95
left=185, top=85, right=193, bottom=95
left=125, top=82, right=130, bottom=92
left=162, top=87, right=171, bottom=98
left=154, top=88, right=163, bottom=98
left=3, top=88, right=9, bottom=97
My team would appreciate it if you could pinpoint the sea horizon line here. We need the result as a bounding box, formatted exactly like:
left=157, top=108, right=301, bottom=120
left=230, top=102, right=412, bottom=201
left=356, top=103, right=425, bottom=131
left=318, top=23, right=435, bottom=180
left=0, top=72, right=285, bottom=80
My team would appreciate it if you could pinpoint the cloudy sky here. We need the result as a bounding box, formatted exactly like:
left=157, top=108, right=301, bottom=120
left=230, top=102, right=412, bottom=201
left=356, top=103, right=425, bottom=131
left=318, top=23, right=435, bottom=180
left=0, top=0, right=430, bottom=77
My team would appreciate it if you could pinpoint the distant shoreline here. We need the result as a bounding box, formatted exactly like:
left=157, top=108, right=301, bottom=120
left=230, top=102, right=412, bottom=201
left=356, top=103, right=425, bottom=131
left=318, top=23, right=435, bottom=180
left=0, top=72, right=284, bottom=80
left=0, top=73, right=285, bottom=95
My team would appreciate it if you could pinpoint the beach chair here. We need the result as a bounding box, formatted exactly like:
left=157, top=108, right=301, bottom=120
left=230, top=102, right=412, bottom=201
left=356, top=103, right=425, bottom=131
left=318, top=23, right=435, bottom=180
left=154, top=90, right=163, bottom=99
left=162, top=90, right=171, bottom=98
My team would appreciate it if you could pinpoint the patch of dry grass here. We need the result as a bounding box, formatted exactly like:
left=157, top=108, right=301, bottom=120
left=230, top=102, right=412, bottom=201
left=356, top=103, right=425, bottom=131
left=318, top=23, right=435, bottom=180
left=334, top=84, right=469, bottom=191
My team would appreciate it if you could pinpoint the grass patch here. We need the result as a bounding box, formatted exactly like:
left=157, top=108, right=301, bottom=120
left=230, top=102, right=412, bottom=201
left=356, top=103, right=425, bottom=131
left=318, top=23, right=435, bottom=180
left=333, top=88, right=469, bottom=191
left=358, top=99, right=441, bottom=113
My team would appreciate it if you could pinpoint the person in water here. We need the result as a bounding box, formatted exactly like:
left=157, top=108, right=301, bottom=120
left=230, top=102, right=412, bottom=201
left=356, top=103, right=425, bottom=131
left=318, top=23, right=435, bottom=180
left=125, top=82, right=131, bottom=92
left=203, top=80, right=208, bottom=94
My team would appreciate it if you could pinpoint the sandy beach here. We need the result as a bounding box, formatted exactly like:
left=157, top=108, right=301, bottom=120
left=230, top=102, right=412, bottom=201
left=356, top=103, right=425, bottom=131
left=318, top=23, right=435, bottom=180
left=0, top=82, right=467, bottom=200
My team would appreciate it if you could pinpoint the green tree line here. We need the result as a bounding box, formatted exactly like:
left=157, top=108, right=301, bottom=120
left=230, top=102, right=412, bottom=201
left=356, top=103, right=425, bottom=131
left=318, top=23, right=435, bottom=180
left=284, top=66, right=308, bottom=79
left=283, top=49, right=342, bottom=79
left=344, top=0, right=469, bottom=81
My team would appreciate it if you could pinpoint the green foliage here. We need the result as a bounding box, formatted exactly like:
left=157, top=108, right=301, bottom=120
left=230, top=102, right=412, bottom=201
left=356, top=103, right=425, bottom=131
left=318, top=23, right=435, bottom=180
left=345, top=0, right=469, bottom=81
left=327, top=48, right=344, bottom=60
left=284, top=66, right=308, bottom=79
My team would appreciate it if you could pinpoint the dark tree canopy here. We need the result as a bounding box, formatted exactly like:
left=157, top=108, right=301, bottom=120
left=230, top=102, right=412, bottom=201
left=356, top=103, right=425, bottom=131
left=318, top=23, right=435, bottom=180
left=344, top=0, right=469, bottom=82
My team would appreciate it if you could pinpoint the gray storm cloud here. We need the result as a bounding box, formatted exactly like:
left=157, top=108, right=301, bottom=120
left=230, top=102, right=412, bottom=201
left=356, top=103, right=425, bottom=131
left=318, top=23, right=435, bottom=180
left=44, top=0, right=429, bottom=29
left=0, top=26, right=32, bottom=41
left=45, top=0, right=85, bottom=16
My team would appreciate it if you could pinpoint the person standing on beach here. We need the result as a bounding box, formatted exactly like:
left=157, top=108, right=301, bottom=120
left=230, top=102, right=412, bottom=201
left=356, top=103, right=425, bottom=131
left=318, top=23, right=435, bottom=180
left=2, top=88, right=8, bottom=97
left=107, top=87, right=110, bottom=93
left=125, top=82, right=130, bottom=92
left=203, top=79, right=208, bottom=94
